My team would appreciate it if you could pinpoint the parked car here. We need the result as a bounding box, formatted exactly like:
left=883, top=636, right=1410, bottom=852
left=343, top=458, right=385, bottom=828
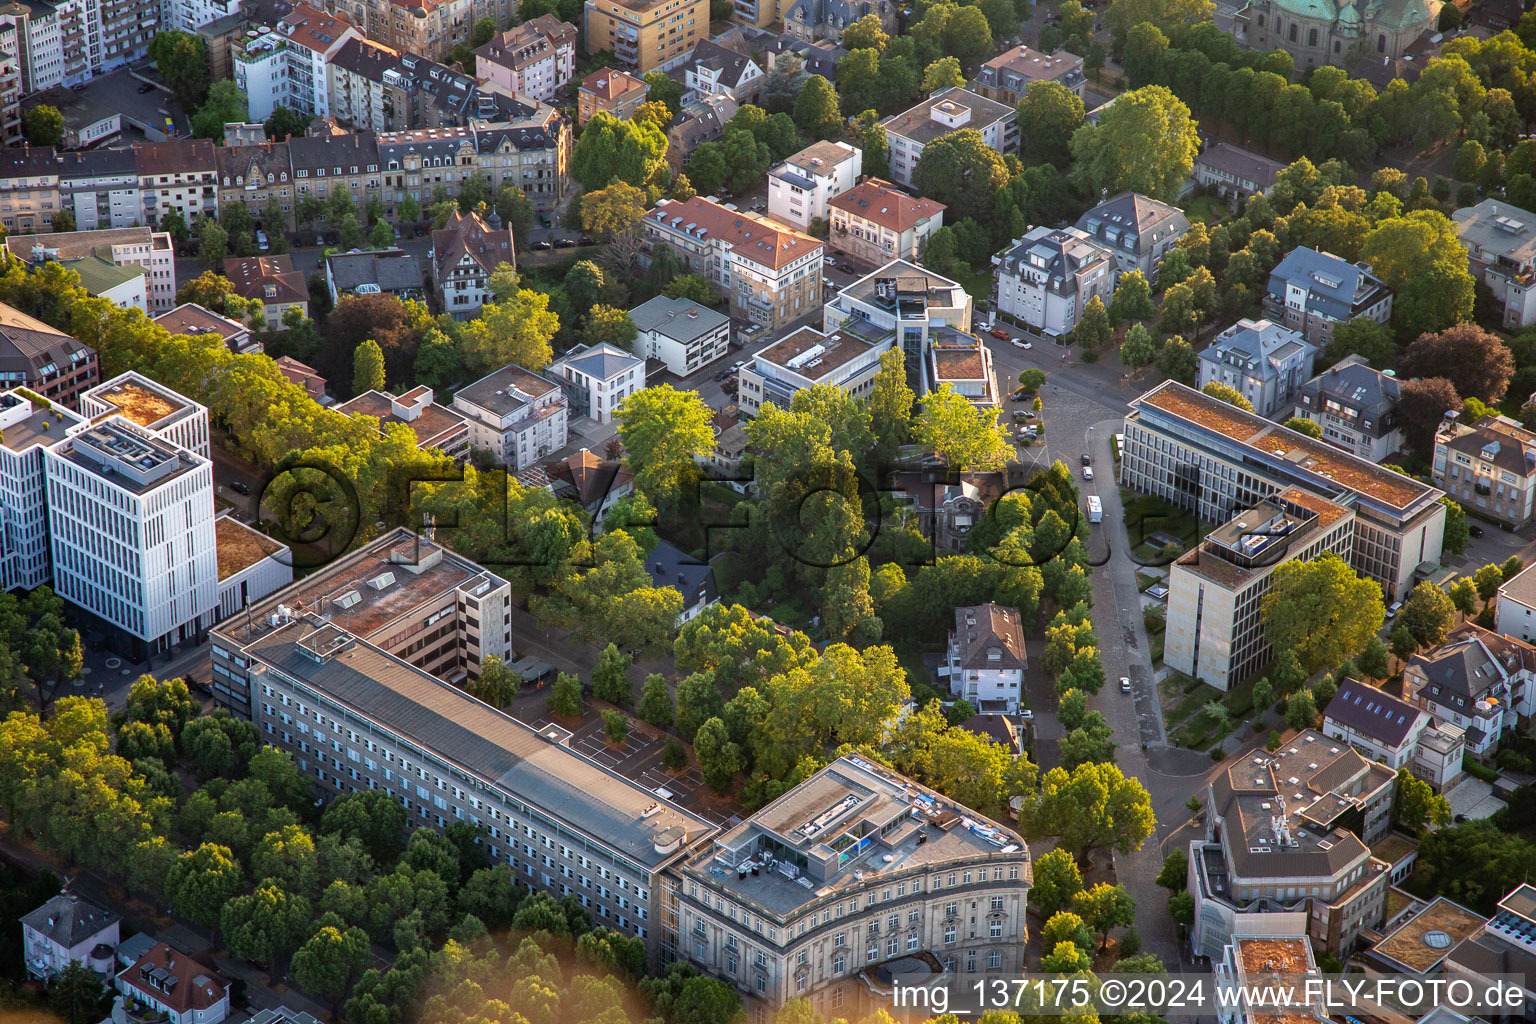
left=989, top=328, right=1009, bottom=339
left=1011, top=338, right=1032, bottom=348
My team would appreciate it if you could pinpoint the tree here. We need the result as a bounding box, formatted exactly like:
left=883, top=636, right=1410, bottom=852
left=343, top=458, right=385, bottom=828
left=166, top=843, right=245, bottom=929
left=291, top=918, right=370, bottom=1006
left=149, top=30, right=209, bottom=112
left=922, top=57, right=966, bottom=94
left=1321, top=316, right=1396, bottom=370
left=352, top=338, right=386, bottom=395
left=1030, top=847, right=1085, bottom=917
left=693, top=717, right=743, bottom=792
left=1155, top=848, right=1188, bottom=891
left=1109, top=271, right=1155, bottom=324
left=23, top=104, right=63, bottom=147
left=1023, top=762, right=1155, bottom=862
left=1120, top=323, right=1157, bottom=369
left=1401, top=324, right=1515, bottom=404
left=793, top=75, right=842, bottom=139
left=548, top=672, right=584, bottom=717
left=1201, top=381, right=1254, bottom=412
left=1360, top=211, right=1476, bottom=338
left=1018, top=80, right=1085, bottom=168
left=911, top=129, right=1010, bottom=223
left=592, top=643, right=633, bottom=704
left=1070, top=86, right=1199, bottom=202
left=1401, top=580, right=1458, bottom=647
left=1075, top=296, right=1111, bottom=353
left=1072, top=882, right=1137, bottom=951
left=51, top=963, right=107, bottom=1024
left=914, top=384, right=1013, bottom=470
left=1261, top=552, right=1386, bottom=674
left=1285, top=687, right=1319, bottom=731
left=571, top=113, right=668, bottom=192
left=198, top=219, right=228, bottom=264
left=265, top=105, right=307, bottom=141
left=637, top=673, right=673, bottom=726
left=615, top=385, right=716, bottom=508
left=842, top=12, right=889, bottom=50
left=1395, top=766, right=1452, bottom=835
left=190, top=79, right=249, bottom=141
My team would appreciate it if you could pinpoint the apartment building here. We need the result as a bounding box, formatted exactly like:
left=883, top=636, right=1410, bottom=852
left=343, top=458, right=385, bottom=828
left=1122, top=381, right=1446, bottom=602
left=1189, top=730, right=1395, bottom=957
left=1195, top=317, right=1316, bottom=419
left=1167, top=488, right=1355, bottom=690
left=1322, top=677, right=1465, bottom=790
left=968, top=45, right=1084, bottom=105
left=1403, top=623, right=1536, bottom=760
left=577, top=67, right=647, bottom=124
left=7, top=226, right=175, bottom=313
left=629, top=295, right=730, bottom=378
left=1454, top=199, right=1536, bottom=329
left=643, top=197, right=824, bottom=330
left=0, top=301, right=98, bottom=407
left=737, top=324, right=893, bottom=417
left=945, top=603, right=1025, bottom=712
left=827, top=179, right=944, bottom=267
left=475, top=16, right=577, bottom=102
left=44, top=416, right=217, bottom=656
left=766, top=140, right=859, bottom=232
left=1290, top=354, right=1403, bottom=463
left=57, top=148, right=140, bottom=231
left=678, top=39, right=762, bottom=104
left=0, top=390, right=85, bottom=592
left=335, top=386, right=470, bottom=462
left=548, top=341, right=645, bottom=423
left=452, top=363, right=570, bottom=469
left=1074, top=191, right=1190, bottom=282
left=881, top=87, right=1016, bottom=188
left=133, top=138, right=218, bottom=229
left=673, top=754, right=1029, bottom=1016
left=432, top=208, right=513, bottom=319
left=80, top=371, right=211, bottom=459
left=1263, top=246, right=1393, bottom=345
left=1432, top=413, right=1536, bottom=529
left=993, top=225, right=1116, bottom=337
left=1193, top=143, right=1285, bottom=205
left=0, top=143, right=60, bottom=233
left=215, top=141, right=294, bottom=234
left=823, top=259, right=973, bottom=395
left=224, top=256, right=310, bottom=328
left=583, top=0, right=706, bottom=72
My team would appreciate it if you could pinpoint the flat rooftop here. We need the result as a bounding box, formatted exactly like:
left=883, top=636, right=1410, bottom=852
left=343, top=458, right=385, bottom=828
left=1371, top=896, right=1486, bottom=972
left=0, top=392, right=84, bottom=453
left=216, top=516, right=287, bottom=581
left=244, top=617, right=716, bottom=867
left=85, top=376, right=189, bottom=430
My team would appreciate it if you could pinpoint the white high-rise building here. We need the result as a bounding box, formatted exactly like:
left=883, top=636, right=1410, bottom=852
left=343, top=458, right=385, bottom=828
left=44, top=416, right=218, bottom=656
left=0, top=390, right=85, bottom=592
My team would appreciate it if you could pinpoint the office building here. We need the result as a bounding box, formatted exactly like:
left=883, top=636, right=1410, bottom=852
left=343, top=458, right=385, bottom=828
left=1290, top=354, right=1403, bottom=463
left=672, top=754, right=1029, bottom=1016
left=474, top=16, right=577, bottom=102
left=583, top=0, right=708, bottom=72
left=432, top=208, right=514, bottom=319
left=968, top=45, right=1084, bottom=105
left=1402, top=623, right=1536, bottom=760
left=1431, top=413, right=1536, bottom=529
left=1322, top=677, right=1465, bottom=790
left=944, top=603, right=1025, bottom=712
left=6, top=226, right=176, bottom=314
left=577, top=67, right=647, bottom=124
left=737, top=325, right=893, bottom=417
left=452, top=363, right=570, bottom=469
left=1074, top=191, right=1190, bottom=281
left=0, top=389, right=85, bottom=592
left=21, top=891, right=119, bottom=981
left=1189, top=729, right=1395, bottom=957
left=766, top=140, right=859, bottom=232
left=80, top=371, right=211, bottom=459
left=629, top=294, right=730, bottom=378
left=1195, top=317, right=1316, bottom=419
left=44, top=416, right=218, bottom=656
left=993, top=225, right=1116, bottom=337
left=547, top=341, right=645, bottom=424
left=1263, top=246, right=1393, bottom=345
left=827, top=179, right=945, bottom=267
left=224, top=255, right=309, bottom=328
left=334, top=386, right=470, bottom=462
left=0, top=300, right=98, bottom=408
left=881, top=87, right=1015, bottom=188
left=1122, top=381, right=1446, bottom=601
left=643, top=197, right=824, bottom=330
left=1166, top=488, right=1354, bottom=690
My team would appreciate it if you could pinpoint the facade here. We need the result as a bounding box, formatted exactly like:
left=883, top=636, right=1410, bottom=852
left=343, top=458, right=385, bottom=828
left=548, top=342, right=645, bottom=424
left=643, top=196, right=824, bottom=330
left=325, top=247, right=424, bottom=302
left=993, top=225, right=1116, bottom=337
left=673, top=754, right=1029, bottom=1017
left=679, top=39, right=762, bottom=103
left=224, top=255, right=309, bottom=328
left=1453, top=199, right=1536, bottom=330
left=115, top=942, right=229, bottom=1024
left=1236, top=0, right=1441, bottom=70
left=58, top=148, right=144, bottom=232
left=133, top=138, right=219, bottom=229
left=0, top=299, right=98, bottom=407
left=0, top=390, right=85, bottom=592
left=737, top=324, right=893, bottom=416
left=21, top=892, right=119, bottom=981
left=1263, top=246, right=1393, bottom=345
left=582, top=0, right=708, bottom=73
left=1403, top=623, right=1536, bottom=759
left=629, top=294, right=731, bottom=378
left=577, top=67, right=647, bottom=124
left=1193, top=142, right=1285, bottom=204
left=1190, top=729, right=1395, bottom=957
left=766, top=140, right=859, bottom=231
left=452, top=363, right=570, bottom=469
left=944, top=603, right=1025, bottom=712
left=881, top=87, right=1016, bottom=188
left=1166, top=489, right=1354, bottom=690
left=823, top=259, right=973, bottom=396
left=335, top=386, right=470, bottom=462
left=7, top=227, right=175, bottom=313
left=968, top=45, right=1085, bottom=106
left=431, top=208, right=514, bottom=318
left=1291, top=354, right=1403, bottom=463
left=1195, top=317, right=1316, bottom=419
left=1431, top=414, right=1536, bottom=530
left=827, top=178, right=945, bottom=266
left=474, top=16, right=577, bottom=102
left=1322, top=677, right=1465, bottom=790
left=1122, top=381, right=1446, bottom=602
left=1074, top=191, right=1190, bottom=281
left=44, top=416, right=217, bottom=656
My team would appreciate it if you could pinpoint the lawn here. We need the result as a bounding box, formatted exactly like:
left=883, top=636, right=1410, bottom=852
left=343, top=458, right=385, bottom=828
left=1183, top=195, right=1230, bottom=224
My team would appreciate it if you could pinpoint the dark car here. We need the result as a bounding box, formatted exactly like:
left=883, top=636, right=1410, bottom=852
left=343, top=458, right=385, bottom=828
left=531, top=240, right=553, bottom=250
left=1469, top=524, right=1485, bottom=538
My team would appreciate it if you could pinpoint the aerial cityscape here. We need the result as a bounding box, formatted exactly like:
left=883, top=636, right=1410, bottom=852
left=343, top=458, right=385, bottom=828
left=2, top=0, right=1536, bottom=1021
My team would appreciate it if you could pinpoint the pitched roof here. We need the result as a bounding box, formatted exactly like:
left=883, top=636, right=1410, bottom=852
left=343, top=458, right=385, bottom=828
left=951, top=603, right=1025, bottom=671
left=116, top=943, right=227, bottom=1016
left=828, top=178, right=945, bottom=231
left=431, top=209, right=514, bottom=282
left=1323, top=677, right=1423, bottom=748
left=20, top=892, right=118, bottom=948
left=646, top=196, right=822, bottom=271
